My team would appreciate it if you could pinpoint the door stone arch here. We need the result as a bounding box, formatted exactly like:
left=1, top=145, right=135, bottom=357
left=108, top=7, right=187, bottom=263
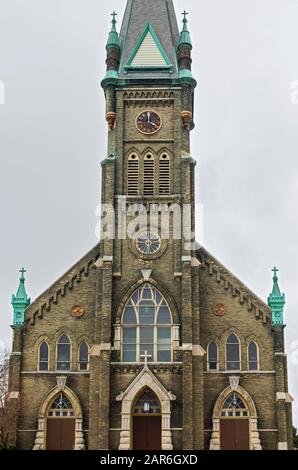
left=210, top=377, right=262, bottom=450
left=33, top=378, right=85, bottom=450
left=116, top=364, right=176, bottom=450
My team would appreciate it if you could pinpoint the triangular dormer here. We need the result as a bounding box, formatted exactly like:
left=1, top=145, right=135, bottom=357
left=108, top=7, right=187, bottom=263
left=125, top=24, right=173, bottom=72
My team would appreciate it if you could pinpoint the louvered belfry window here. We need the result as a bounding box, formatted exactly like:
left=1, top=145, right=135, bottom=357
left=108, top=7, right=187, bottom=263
left=159, top=154, right=170, bottom=195
left=143, top=154, right=155, bottom=196
left=127, top=154, right=139, bottom=196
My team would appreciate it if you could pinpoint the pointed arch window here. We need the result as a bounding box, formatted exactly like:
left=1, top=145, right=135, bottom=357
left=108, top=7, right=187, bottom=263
left=226, top=334, right=241, bottom=371
left=207, top=341, right=218, bottom=370
left=248, top=341, right=259, bottom=371
left=143, top=154, right=155, bottom=196
left=127, top=153, right=139, bottom=196
left=78, top=342, right=89, bottom=371
left=39, top=341, right=49, bottom=371
left=47, top=393, right=75, bottom=418
left=56, top=334, right=71, bottom=371
left=122, top=284, right=172, bottom=363
left=221, top=393, right=249, bottom=418
left=159, top=154, right=170, bottom=195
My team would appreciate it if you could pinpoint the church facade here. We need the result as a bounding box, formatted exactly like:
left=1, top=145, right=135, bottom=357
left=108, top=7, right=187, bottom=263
left=7, top=0, right=293, bottom=451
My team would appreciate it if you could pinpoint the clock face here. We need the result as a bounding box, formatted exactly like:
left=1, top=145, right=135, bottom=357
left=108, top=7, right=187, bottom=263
left=136, top=111, right=162, bottom=134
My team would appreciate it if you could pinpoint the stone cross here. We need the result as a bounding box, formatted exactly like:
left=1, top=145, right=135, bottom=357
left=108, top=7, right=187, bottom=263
left=140, top=350, right=152, bottom=366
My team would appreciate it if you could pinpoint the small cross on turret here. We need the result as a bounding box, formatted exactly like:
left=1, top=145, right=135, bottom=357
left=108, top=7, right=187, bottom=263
left=182, top=10, right=189, bottom=22
left=20, top=267, right=27, bottom=279
left=111, top=11, right=117, bottom=24
left=272, top=266, right=279, bottom=280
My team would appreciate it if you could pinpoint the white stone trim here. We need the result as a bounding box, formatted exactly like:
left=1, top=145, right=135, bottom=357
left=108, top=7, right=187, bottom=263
left=278, top=442, right=288, bottom=450
left=116, top=365, right=175, bottom=450
left=276, top=392, right=287, bottom=401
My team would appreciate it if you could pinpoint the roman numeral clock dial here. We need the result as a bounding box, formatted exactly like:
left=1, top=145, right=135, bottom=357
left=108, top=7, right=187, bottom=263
left=136, top=111, right=162, bottom=134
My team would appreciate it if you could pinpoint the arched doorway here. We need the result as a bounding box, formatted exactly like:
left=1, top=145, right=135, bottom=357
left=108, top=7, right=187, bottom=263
left=210, top=380, right=262, bottom=450
left=33, top=383, right=85, bottom=450
left=132, top=388, right=161, bottom=450
left=46, top=392, right=76, bottom=450
left=220, top=392, right=249, bottom=450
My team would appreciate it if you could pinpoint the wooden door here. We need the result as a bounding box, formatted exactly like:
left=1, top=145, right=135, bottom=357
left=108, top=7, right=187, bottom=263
left=133, top=416, right=162, bottom=450
left=46, top=419, right=76, bottom=450
left=220, top=419, right=249, bottom=450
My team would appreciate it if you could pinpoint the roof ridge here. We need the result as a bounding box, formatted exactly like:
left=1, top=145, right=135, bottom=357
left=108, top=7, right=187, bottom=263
left=197, top=246, right=271, bottom=324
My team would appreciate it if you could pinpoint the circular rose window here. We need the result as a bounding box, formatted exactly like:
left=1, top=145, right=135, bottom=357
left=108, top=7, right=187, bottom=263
left=136, top=232, right=161, bottom=255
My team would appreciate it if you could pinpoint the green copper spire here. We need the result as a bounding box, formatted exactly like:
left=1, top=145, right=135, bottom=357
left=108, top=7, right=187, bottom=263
left=11, top=268, right=31, bottom=327
left=178, top=10, right=192, bottom=49
left=268, top=267, right=286, bottom=326
left=106, top=11, right=120, bottom=50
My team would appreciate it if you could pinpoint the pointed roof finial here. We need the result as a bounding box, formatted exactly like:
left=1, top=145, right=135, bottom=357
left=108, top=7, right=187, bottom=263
left=106, top=11, right=120, bottom=50
left=178, top=10, right=192, bottom=49
left=11, top=267, right=31, bottom=328
left=268, top=266, right=286, bottom=326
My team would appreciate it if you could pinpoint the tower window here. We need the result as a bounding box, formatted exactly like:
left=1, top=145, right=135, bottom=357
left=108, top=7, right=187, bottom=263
left=207, top=341, right=218, bottom=370
left=226, top=334, right=241, bottom=371
left=122, top=284, right=172, bottom=363
left=127, top=154, right=139, bottom=196
left=159, top=154, right=170, bottom=195
left=248, top=341, right=259, bottom=371
left=39, top=341, right=49, bottom=371
left=56, top=334, right=71, bottom=371
left=143, top=154, right=155, bottom=196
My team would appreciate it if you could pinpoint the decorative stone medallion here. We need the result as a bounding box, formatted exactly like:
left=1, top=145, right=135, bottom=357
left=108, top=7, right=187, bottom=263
left=213, top=303, right=225, bottom=317
left=71, top=305, right=85, bottom=318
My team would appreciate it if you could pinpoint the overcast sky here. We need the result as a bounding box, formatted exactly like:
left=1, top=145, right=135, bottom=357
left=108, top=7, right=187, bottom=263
left=0, top=0, right=297, bottom=426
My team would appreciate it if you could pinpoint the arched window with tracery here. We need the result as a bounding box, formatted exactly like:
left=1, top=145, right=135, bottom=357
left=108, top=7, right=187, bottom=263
left=248, top=341, right=259, bottom=371
left=39, top=341, right=49, bottom=371
left=226, top=333, right=241, bottom=370
left=220, top=393, right=249, bottom=418
left=47, top=393, right=75, bottom=418
left=56, top=334, right=71, bottom=371
left=122, top=284, right=172, bottom=363
left=133, top=389, right=161, bottom=415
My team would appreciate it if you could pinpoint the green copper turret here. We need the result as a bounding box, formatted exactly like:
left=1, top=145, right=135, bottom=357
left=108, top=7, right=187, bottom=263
left=268, top=267, right=286, bottom=326
left=178, top=10, right=192, bottom=49
left=106, top=11, right=120, bottom=50
left=11, top=268, right=30, bottom=327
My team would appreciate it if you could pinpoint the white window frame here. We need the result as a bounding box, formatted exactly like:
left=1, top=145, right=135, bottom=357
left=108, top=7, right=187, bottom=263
left=121, top=285, right=173, bottom=363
